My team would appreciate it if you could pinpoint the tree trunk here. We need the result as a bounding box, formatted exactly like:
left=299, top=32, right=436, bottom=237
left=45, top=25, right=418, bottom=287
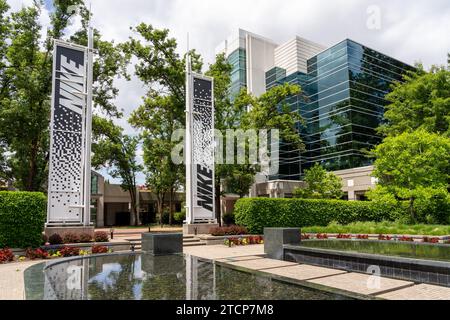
left=169, top=188, right=174, bottom=226
left=409, top=197, right=416, bottom=223
left=26, top=139, right=39, bottom=191
left=215, top=181, right=221, bottom=226
left=156, top=192, right=165, bottom=227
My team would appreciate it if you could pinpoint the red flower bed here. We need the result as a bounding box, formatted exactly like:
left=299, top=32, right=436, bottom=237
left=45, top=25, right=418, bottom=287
left=356, top=234, right=369, bottom=240
left=91, top=245, right=108, bottom=254
left=378, top=234, right=392, bottom=241
left=399, top=236, right=414, bottom=242
left=59, top=246, right=80, bottom=257
left=316, top=233, right=328, bottom=239
left=94, top=231, right=109, bottom=243
left=25, top=248, right=49, bottom=260
left=301, top=233, right=311, bottom=240
left=337, top=234, right=352, bottom=239
left=211, top=226, right=248, bottom=236
left=422, top=237, right=440, bottom=244
left=0, top=248, right=14, bottom=263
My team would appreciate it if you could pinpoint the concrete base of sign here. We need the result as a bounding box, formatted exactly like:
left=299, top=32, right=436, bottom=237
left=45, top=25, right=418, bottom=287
left=44, top=226, right=95, bottom=239
left=264, top=228, right=301, bottom=260
left=142, top=232, right=183, bottom=256
left=183, top=223, right=219, bottom=235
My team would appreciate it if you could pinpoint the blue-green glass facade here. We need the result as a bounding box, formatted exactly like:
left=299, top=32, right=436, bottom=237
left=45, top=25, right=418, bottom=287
left=267, top=39, right=414, bottom=180
left=227, top=48, right=247, bottom=98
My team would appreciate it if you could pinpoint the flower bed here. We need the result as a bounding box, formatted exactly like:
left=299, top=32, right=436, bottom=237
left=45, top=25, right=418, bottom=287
left=302, top=232, right=450, bottom=244
left=224, top=235, right=264, bottom=247
left=0, top=245, right=113, bottom=264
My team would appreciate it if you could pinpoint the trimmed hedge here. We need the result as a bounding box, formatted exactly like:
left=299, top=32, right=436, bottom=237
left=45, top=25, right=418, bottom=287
left=234, top=198, right=407, bottom=234
left=0, top=191, right=46, bottom=248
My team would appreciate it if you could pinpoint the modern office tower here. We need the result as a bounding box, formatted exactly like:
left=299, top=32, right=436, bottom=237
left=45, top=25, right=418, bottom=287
left=216, top=31, right=414, bottom=199
left=267, top=39, right=415, bottom=181
left=215, top=29, right=279, bottom=98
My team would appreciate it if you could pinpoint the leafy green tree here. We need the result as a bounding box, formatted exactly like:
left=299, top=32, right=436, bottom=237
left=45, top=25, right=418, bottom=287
left=379, top=65, right=450, bottom=137
left=369, top=129, right=450, bottom=222
left=293, top=163, right=343, bottom=199
left=0, top=1, right=128, bottom=191
left=92, top=119, right=142, bottom=225
left=205, top=53, right=245, bottom=221
left=125, top=24, right=202, bottom=225
left=225, top=83, right=304, bottom=199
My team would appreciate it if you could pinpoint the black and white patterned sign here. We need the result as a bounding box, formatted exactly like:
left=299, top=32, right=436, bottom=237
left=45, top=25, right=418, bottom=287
left=48, top=42, right=87, bottom=224
left=191, top=75, right=215, bottom=220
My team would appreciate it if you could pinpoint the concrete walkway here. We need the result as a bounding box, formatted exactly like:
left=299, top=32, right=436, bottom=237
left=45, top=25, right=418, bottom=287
left=0, top=260, right=42, bottom=300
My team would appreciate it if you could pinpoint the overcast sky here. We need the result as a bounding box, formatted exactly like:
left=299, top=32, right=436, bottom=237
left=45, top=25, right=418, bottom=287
left=7, top=0, right=450, bottom=184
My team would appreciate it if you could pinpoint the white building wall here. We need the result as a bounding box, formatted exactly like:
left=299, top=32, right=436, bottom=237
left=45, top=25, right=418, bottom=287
left=274, top=36, right=326, bottom=75
left=245, top=33, right=278, bottom=97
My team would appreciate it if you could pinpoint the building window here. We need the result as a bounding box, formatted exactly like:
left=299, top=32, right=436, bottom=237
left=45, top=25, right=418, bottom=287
left=91, top=174, right=98, bottom=195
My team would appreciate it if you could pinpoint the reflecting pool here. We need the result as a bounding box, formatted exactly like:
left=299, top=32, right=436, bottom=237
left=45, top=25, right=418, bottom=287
left=299, top=240, right=450, bottom=262
left=24, top=253, right=351, bottom=300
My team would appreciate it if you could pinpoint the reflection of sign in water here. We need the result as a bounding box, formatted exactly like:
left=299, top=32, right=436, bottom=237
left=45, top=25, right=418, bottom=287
left=190, top=75, right=215, bottom=221
left=67, top=265, right=83, bottom=290
left=47, top=41, right=87, bottom=224
left=367, top=265, right=381, bottom=289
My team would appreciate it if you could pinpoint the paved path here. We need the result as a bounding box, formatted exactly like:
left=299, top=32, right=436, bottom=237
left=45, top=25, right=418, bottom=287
left=0, top=260, right=42, bottom=300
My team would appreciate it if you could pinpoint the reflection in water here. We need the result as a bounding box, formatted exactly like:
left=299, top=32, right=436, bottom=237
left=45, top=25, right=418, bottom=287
left=299, top=240, right=450, bottom=262
left=30, top=254, right=349, bottom=300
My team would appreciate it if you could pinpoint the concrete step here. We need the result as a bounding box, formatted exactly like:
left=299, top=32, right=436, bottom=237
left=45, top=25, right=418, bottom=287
left=183, top=241, right=206, bottom=247
left=183, top=237, right=202, bottom=243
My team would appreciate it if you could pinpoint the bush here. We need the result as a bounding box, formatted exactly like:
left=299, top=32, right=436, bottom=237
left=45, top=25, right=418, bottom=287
left=0, top=248, right=14, bottom=263
left=91, top=245, right=108, bottom=254
left=161, top=210, right=170, bottom=224
left=25, top=248, right=49, bottom=260
left=0, top=191, right=46, bottom=248
left=41, top=234, right=48, bottom=245
left=94, top=231, right=109, bottom=243
left=210, top=225, right=248, bottom=236
left=59, top=246, right=80, bottom=257
left=234, top=198, right=407, bottom=234
left=48, top=233, right=63, bottom=245
left=79, top=233, right=93, bottom=243
left=222, top=212, right=235, bottom=226
left=63, top=232, right=80, bottom=244
left=174, top=211, right=186, bottom=224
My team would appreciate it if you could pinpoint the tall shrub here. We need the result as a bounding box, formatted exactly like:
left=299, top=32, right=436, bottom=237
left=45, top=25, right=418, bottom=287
left=234, top=198, right=406, bottom=234
left=0, top=192, right=46, bottom=248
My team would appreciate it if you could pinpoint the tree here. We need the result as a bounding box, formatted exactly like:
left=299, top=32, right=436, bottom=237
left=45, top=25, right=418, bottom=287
left=0, top=1, right=128, bottom=191
left=368, top=129, right=450, bottom=222
left=205, top=53, right=244, bottom=222
left=293, top=163, right=343, bottom=199
left=125, top=24, right=202, bottom=225
left=379, top=65, right=450, bottom=137
left=92, top=119, right=142, bottom=226
left=225, top=83, right=304, bottom=198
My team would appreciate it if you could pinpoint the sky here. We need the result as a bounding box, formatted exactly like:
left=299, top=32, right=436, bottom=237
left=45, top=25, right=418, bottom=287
left=6, top=0, right=450, bottom=184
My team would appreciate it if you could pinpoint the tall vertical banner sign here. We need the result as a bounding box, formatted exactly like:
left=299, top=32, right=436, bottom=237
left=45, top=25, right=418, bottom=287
left=186, top=69, right=215, bottom=223
left=47, top=41, right=87, bottom=224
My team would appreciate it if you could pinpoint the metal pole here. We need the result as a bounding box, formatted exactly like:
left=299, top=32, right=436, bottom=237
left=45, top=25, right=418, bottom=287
left=185, top=34, right=194, bottom=224
left=84, top=20, right=94, bottom=226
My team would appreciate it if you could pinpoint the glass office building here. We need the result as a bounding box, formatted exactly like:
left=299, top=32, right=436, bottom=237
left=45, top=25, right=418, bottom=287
left=228, top=48, right=247, bottom=98
left=266, top=39, right=414, bottom=180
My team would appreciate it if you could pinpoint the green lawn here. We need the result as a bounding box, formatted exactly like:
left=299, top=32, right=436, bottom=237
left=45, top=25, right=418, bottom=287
left=302, top=221, right=450, bottom=236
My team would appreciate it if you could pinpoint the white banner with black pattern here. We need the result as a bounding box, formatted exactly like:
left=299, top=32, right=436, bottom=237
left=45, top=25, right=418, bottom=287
left=47, top=41, right=87, bottom=224
left=190, top=73, right=215, bottom=221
